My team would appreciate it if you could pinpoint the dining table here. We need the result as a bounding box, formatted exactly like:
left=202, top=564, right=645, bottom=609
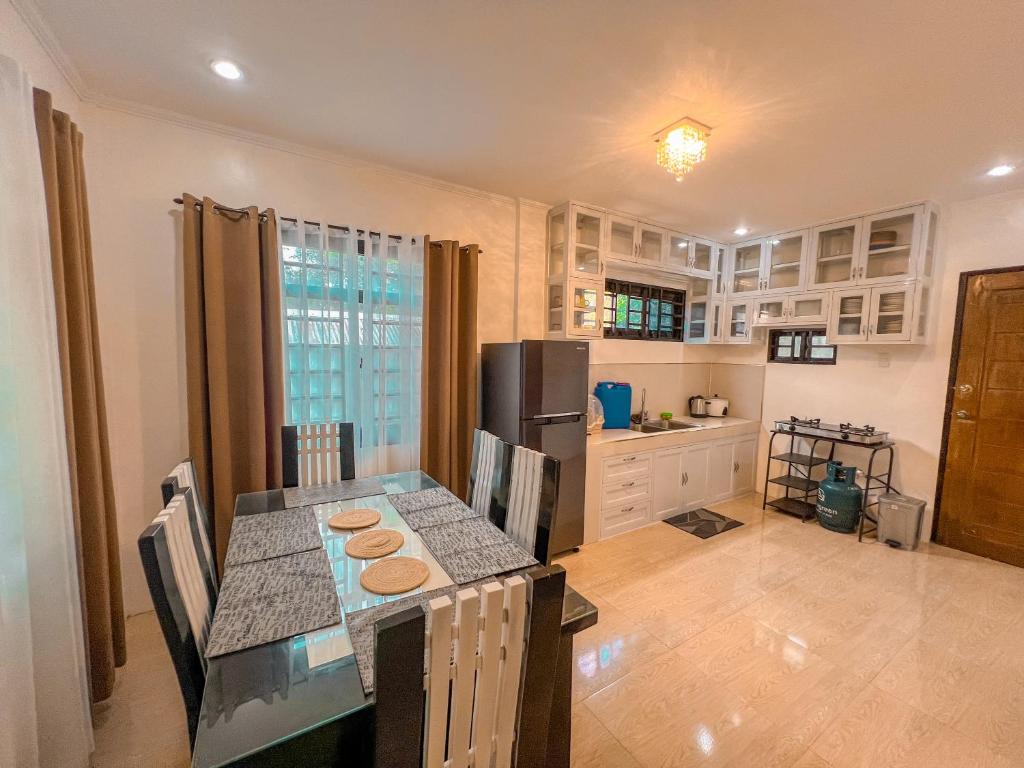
left=191, top=469, right=598, bottom=768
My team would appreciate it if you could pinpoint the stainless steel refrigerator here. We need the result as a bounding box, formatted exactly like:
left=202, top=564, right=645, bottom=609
left=480, top=340, right=589, bottom=556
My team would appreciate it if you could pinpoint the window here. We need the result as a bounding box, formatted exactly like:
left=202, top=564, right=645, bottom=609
left=280, top=219, right=423, bottom=475
left=768, top=328, right=837, bottom=364
left=603, top=279, right=685, bottom=341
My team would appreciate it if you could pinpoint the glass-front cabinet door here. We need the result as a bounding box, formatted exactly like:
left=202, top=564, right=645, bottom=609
left=763, top=230, right=806, bottom=293
left=607, top=215, right=637, bottom=263
left=809, top=218, right=859, bottom=288
left=690, top=238, right=715, bottom=278
left=726, top=300, right=752, bottom=343
left=665, top=232, right=691, bottom=271
left=546, top=282, right=565, bottom=334
left=788, top=292, right=830, bottom=324
left=753, top=297, right=785, bottom=326
left=686, top=299, right=709, bottom=343
left=571, top=206, right=604, bottom=276
left=709, top=301, right=724, bottom=343
left=547, top=209, right=566, bottom=282
left=637, top=224, right=665, bottom=267
left=857, top=206, right=920, bottom=285
left=731, top=240, right=764, bottom=295
left=566, top=279, right=602, bottom=337
left=712, top=245, right=727, bottom=297
left=827, top=289, right=869, bottom=343
left=867, top=285, right=914, bottom=343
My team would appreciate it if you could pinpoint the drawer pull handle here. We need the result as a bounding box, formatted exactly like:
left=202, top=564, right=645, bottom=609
left=624, top=456, right=636, bottom=462
left=622, top=481, right=636, bottom=488
left=621, top=506, right=634, bottom=513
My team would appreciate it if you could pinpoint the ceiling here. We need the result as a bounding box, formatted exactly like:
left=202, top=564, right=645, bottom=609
left=31, top=0, right=1024, bottom=239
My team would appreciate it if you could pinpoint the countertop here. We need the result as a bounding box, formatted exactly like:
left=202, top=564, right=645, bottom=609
left=587, top=415, right=757, bottom=446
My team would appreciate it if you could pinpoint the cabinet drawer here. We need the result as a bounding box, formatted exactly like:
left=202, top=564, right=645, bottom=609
left=601, top=478, right=651, bottom=510
left=602, top=453, right=652, bottom=485
left=601, top=500, right=651, bottom=539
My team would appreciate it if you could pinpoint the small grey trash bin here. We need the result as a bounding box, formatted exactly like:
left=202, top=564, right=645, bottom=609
left=876, top=493, right=926, bottom=550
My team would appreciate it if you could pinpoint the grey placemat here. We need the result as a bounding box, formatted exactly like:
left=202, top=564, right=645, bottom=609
left=416, top=516, right=510, bottom=558
left=387, top=487, right=461, bottom=514
left=205, top=548, right=341, bottom=658
left=224, top=508, right=322, bottom=566
left=443, top=541, right=537, bottom=584
left=345, top=578, right=497, bottom=694
left=402, top=501, right=480, bottom=531
left=282, top=478, right=386, bottom=508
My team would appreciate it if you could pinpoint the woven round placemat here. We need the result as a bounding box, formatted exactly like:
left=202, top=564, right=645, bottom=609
left=345, top=529, right=405, bottom=559
left=327, top=507, right=381, bottom=530
left=359, top=556, right=430, bottom=595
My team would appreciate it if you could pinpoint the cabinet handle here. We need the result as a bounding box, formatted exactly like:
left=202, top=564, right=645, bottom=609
left=622, top=481, right=636, bottom=488
left=733, top=461, right=739, bottom=472
left=860, top=324, right=865, bottom=335
left=623, top=456, right=636, bottom=463
left=621, top=506, right=634, bottom=513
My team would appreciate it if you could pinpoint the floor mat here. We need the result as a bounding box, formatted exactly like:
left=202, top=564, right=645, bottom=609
left=663, top=508, right=743, bottom=539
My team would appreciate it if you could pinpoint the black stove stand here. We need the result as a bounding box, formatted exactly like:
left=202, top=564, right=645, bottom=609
left=762, top=428, right=895, bottom=540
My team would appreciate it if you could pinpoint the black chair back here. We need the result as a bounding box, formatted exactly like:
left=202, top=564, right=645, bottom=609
left=467, top=428, right=513, bottom=519
left=282, top=423, right=355, bottom=488
left=162, top=458, right=218, bottom=586
left=138, top=488, right=216, bottom=749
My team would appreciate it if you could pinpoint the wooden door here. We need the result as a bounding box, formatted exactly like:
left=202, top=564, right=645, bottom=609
left=938, top=269, right=1024, bottom=567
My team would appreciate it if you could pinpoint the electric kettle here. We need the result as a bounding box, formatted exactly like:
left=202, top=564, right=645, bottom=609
left=688, top=395, right=708, bottom=418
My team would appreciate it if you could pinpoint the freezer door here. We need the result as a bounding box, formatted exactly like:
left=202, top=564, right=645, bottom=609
left=521, top=340, right=589, bottom=419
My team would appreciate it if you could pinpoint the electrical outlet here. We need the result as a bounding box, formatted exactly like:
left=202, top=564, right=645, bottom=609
left=878, top=352, right=890, bottom=368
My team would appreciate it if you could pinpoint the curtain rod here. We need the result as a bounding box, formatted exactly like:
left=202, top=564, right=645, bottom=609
left=173, top=197, right=270, bottom=221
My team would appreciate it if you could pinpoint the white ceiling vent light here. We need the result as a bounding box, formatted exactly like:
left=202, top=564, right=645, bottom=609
left=986, top=164, right=1015, bottom=177
left=211, top=59, right=243, bottom=81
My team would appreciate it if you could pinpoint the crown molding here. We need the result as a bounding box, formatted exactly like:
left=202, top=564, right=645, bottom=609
left=13, top=0, right=555, bottom=210
left=10, top=0, right=90, bottom=99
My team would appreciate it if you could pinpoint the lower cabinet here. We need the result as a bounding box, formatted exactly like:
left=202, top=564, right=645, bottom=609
left=600, top=433, right=757, bottom=537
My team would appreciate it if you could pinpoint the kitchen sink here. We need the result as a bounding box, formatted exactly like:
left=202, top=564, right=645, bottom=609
left=628, top=419, right=704, bottom=433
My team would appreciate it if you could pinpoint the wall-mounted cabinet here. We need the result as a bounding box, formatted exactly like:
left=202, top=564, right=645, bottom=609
left=546, top=202, right=605, bottom=339
left=730, top=240, right=764, bottom=296
left=826, top=284, right=916, bottom=344
left=725, top=299, right=754, bottom=343
left=753, top=291, right=830, bottom=327
left=763, top=230, right=808, bottom=294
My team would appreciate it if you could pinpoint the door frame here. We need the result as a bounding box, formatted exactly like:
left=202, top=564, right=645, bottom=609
left=931, top=264, right=1024, bottom=542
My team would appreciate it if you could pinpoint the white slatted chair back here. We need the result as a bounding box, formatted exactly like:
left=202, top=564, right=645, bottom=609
left=505, top=445, right=544, bottom=557
left=423, top=576, right=528, bottom=768
left=168, top=460, right=216, bottom=586
left=297, top=423, right=346, bottom=486
left=151, top=493, right=214, bottom=668
left=469, top=429, right=501, bottom=515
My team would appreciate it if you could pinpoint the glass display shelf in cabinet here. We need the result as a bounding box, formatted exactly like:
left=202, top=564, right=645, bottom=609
left=575, top=214, right=602, bottom=248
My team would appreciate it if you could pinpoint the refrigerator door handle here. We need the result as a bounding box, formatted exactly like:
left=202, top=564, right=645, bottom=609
left=528, top=412, right=584, bottom=425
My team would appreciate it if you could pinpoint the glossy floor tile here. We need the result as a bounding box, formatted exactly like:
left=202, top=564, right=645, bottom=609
left=555, top=493, right=1024, bottom=768
left=92, top=494, right=1024, bottom=768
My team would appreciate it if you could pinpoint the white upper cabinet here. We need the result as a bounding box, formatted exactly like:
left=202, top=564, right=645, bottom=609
left=826, top=284, right=915, bottom=344
left=730, top=240, right=765, bottom=296
left=762, top=229, right=808, bottom=294
left=690, top=238, right=716, bottom=279
left=753, top=291, right=830, bottom=326
left=725, top=299, right=754, bottom=343
left=665, top=232, right=691, bottom=272
left=712, top=244, right=727, bottom=297
left=569, top=204, right=604, bottom=277
left=607, top=214, right=638, bottom=263
left=637, top=223, right=666, bottom=267
left=546, top=202, right=605, bottom=339
left=857, top=206, right=921, bottom=285
left=808, top=218, right=861, bottom=289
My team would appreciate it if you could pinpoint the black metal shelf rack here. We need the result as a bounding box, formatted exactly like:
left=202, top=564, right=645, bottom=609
left=762, top=429, right=895, bottom=537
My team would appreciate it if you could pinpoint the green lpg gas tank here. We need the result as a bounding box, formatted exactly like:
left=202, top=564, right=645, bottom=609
left=816, top=461, right=863, bottom=533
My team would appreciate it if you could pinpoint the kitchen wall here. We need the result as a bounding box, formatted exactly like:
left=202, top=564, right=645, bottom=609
left=2, top=5, right=547, bottom=615
left=705, top=187, right=1024, bottom=536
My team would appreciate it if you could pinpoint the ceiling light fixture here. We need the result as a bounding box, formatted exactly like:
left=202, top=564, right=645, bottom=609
left=211, top=59, right=243, bottom=80
left=654, top=117, right=710, bottom=182
left=733, top=227, right=749, bottom=236
left=987, top=164, right=1015, bottom=177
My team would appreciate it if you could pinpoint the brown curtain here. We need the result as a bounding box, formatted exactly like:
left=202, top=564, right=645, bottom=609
left=182, top=195, right=284, bottom=570
left=420, top=239, right=479, bottom=499
left=34, top=88, right=125, bottom=703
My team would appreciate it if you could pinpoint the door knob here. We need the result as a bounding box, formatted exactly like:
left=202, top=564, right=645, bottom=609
left=957, top=383, right=973, bottom=395
left=955, top=410, right=970, bottom=420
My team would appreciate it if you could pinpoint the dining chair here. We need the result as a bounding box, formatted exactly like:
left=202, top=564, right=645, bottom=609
left=372, top=565, right=567, bottom=768
left=138, top=487, right=216, bottom=749
left=161, top=458, right=218, bottom=585
left=467, top=428, right=513, bottom=518
left=282, top=423, right=356, bottom=488
left=502, top=445, right=560, bottom=566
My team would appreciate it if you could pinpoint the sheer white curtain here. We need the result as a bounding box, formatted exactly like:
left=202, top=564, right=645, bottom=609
left=0, top=56, right=93, bottom=767
left=280, top=217, right=423, bottom=477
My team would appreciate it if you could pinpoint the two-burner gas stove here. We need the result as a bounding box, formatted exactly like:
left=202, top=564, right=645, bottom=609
left=772, top=416, right=890, bottom=446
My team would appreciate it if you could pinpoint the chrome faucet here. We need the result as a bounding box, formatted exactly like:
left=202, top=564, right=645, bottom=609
left=640, top=387, right=648, bottom=423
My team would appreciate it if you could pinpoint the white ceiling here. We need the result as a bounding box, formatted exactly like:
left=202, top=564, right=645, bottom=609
left=31, top=0, right=1024, bottom=239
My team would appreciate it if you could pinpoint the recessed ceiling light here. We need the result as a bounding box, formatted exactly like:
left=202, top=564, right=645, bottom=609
left=987, top=164, right=1015, bottom=177
left=211, top=60, right=243, bottom=80
left=733, top=227, right=749, bottom=236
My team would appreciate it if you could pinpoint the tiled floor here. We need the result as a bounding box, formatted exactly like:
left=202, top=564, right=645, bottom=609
left=556, top=494, right=1024, bottom=768
left=93, top=493, right=1024, bottom=768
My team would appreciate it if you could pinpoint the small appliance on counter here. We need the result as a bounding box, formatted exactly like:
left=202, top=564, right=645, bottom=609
left=594, top=381, right=632, bottom=429
left=706, top=395, right=729, bottom=417
left=688, top=395, right=708, bottom=418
